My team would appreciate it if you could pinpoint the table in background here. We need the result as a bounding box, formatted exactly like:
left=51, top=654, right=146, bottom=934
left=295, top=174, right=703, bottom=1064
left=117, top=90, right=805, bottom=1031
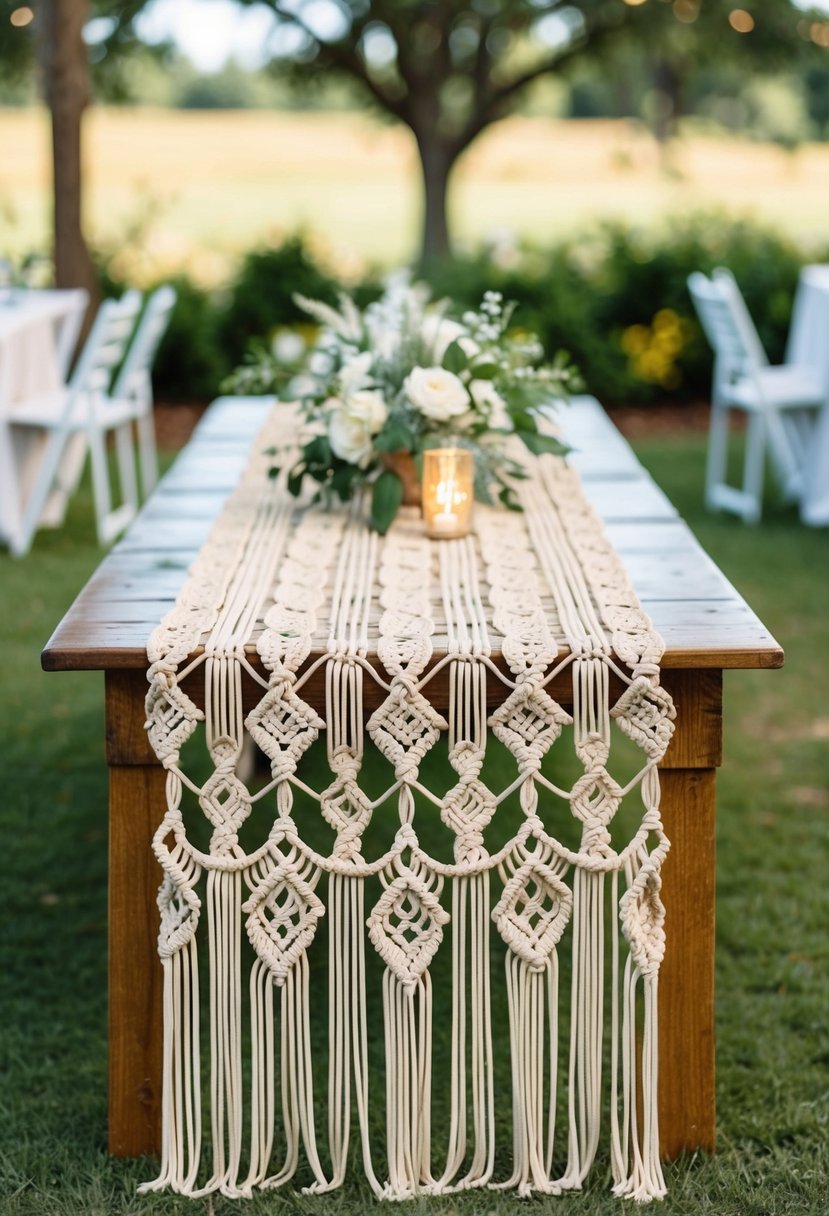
left=0, top=289, right=88, bottom=552
left=786, top=264, right=829, bottom=526
left=42, top=395, right=784, bottom=1160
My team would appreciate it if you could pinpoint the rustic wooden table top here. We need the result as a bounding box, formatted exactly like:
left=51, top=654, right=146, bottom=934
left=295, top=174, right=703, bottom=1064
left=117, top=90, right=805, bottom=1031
left=41, top=395, right=784, bottom=675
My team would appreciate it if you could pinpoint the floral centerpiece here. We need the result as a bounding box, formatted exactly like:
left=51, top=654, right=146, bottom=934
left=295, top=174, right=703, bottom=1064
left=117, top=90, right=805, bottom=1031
left=226, top=277, right=581, bottom=533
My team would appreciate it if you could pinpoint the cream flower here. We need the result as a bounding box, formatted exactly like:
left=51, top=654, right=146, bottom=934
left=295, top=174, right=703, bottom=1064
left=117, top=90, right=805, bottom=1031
left=421, top=313, right=467, bottom=362
left=327, top=390, right=387, bottom=466
left=404, top=366, right=469, bottom=422
left=469, top=378, right=508, bottom=427
left=338, top=350, right=374, bottom=396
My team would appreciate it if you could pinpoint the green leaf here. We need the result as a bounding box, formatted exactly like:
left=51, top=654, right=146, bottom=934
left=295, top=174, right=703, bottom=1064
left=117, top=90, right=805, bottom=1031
left=267, top=465, right=281, bottom=480
left=518, top=430, right=569, bottom=458
left=370, top=469, right=404, bottom=535
left=442, top=339, right=468, bottom=375
left=373, top=421, right=415, bottom=453
left=468, top=360, right=499, bottom=380
left=287, top=466, right=306, bottom=497
left=331, top=463, right=359, bottom=501
left=498, top=485, right=522, bottom=512
left=304, top=435, right=333, bottom=465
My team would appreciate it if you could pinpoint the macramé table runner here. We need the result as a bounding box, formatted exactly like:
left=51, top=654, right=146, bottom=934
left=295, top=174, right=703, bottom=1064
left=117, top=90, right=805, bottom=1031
left=141, top=406, right=676, bottom=1203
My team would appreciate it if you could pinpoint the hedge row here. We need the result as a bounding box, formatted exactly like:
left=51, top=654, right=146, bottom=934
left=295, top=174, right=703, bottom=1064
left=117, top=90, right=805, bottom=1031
left=104, top=218, right=829, bottom=407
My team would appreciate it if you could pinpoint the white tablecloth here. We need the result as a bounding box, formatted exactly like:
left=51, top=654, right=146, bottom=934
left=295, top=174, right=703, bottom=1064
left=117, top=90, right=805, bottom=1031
left=0, top=289, right=87, bottom=551
left=786, top=265, right=829, bottom=526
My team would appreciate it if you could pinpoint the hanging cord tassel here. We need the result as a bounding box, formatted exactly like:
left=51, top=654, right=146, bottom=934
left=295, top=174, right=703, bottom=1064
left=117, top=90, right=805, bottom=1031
left=325, top=871, right=384, bottom=1197
left=138, top=839, right=203, bottom=1196
left=612, top=848, right=668, bottom=1202
left=560, top=865, right=605, bottom=1190
left=434, top=646, right=496, bottom=1192
left=434, top=870, right=495, bottom=1192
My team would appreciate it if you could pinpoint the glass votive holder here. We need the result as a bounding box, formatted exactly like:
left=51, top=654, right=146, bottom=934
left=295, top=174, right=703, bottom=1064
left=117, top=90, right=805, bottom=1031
left=421, top=448, right=473, bottom=539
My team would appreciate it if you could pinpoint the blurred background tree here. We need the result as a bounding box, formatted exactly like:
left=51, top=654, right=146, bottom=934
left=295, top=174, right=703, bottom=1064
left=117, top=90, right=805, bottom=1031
left=1, top=0, right=163, bottom=300
left=243, top=0, right=829, bottom=262
left=2, top=0, right=828, bottom=281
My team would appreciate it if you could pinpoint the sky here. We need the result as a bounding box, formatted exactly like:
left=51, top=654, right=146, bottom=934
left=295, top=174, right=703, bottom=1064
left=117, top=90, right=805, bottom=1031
left=135, top=0, right=278, bottom=72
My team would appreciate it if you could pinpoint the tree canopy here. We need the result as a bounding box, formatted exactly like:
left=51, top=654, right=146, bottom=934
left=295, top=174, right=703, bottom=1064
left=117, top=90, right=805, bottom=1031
left=3, top=0, right=828, bottom=274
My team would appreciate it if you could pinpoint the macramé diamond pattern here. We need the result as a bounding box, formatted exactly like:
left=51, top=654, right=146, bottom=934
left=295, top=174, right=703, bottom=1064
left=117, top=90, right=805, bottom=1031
left=246, top=682, right=325, bottom=777
left=145, top=675, right=202, bottom=761
left=611, top=675, right=676, bottom=762
left=492, top=860, right=573, bottom=971
left=243, top=861, right=325, bottom=985
left=367, top=872, right=450, bottom=991
left=489, top=684, right=573, bottom=772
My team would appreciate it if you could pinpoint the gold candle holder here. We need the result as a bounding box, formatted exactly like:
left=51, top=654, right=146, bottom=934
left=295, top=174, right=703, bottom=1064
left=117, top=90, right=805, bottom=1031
left=421, top=448, right=473, bottom=539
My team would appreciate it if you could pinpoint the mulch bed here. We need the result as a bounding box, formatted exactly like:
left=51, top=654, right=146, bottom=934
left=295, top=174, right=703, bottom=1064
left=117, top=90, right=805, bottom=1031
left=153, top=400, right=711, bottom=452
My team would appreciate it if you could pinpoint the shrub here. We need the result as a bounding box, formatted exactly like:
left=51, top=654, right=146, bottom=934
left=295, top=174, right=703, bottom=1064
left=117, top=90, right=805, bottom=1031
left=94, top=215, right=828, bottom=410
left=217, top=236, right=342, bottom=366
left=150, top=275, right=230, bottom=403
left=424, top=214, right=826, bottom=405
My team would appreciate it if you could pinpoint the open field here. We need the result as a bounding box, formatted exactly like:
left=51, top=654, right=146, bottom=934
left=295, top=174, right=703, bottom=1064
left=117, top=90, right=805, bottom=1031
left=3, top=107, right=829, bottom=282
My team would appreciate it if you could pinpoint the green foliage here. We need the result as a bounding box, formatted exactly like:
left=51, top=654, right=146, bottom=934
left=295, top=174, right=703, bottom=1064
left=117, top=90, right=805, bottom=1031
left=217, top=237, right=341, bottom=366
left=91, top=214, right=829, bottom=409
left=150, top=274, right=231, bottom=402
left=424, top=213, right=828, bottom=402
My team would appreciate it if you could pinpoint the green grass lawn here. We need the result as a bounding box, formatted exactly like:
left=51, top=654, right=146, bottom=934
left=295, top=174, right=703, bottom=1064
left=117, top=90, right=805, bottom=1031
left=0, top=433, right=827, bottom=1215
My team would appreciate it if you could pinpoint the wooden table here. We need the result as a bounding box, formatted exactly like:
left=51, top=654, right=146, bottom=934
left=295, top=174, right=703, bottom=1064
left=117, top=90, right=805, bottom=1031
left=42, top=395, right=783, bottom=1160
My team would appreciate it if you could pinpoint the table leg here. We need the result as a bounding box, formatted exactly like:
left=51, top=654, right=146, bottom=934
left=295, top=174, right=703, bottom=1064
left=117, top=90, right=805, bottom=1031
left=658, top=668, right=722, bottom=1158
left=105, top=671, right=164, bottom=1157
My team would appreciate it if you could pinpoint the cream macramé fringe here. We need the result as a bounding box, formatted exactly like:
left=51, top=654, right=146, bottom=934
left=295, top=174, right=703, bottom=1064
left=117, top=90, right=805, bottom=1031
left=141, top=407, right=675, bottom=1202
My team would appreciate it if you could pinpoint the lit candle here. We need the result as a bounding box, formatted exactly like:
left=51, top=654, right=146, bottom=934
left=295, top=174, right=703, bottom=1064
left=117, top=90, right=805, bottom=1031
left=422, top=449, right=473, bottom=539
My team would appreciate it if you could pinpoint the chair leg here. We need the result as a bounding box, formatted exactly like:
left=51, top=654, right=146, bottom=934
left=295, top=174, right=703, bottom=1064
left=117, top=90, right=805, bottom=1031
left=136, top=409, right=159, bottom=498
left=88, top=425, right=115, bottom=546
left=741, top=413, right=766, bottom=524
left=114, top=422, right=139, bottom=522
left=11, top=428, right=73, bottom=557
left=705, top=402, right=730, bottom=511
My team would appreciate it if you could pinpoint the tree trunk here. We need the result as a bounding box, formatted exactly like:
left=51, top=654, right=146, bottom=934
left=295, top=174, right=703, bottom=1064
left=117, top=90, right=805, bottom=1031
left=416, top=135, right=455, bottom=267
left=37, top=0, right=99, bottom=307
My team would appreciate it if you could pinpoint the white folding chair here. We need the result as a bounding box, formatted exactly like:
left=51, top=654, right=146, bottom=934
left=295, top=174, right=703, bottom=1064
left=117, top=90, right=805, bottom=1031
left=7, top=291, right=144, bottom=554
left=688, top=267, right=823, bottom=523
left=110, top=284, right=176, bottom=498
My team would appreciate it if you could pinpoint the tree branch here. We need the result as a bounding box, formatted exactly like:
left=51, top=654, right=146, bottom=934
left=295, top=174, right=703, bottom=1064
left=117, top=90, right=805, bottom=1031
left=268, top=2, right=411, bottom=123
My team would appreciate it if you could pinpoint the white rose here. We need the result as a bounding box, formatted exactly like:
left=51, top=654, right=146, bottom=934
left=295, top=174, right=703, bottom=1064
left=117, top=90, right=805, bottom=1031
left=404, top=366, right=469, bottom=422
left=327, top=390, right=387, bottom=467
left=421, top=313, right=467, bottom=362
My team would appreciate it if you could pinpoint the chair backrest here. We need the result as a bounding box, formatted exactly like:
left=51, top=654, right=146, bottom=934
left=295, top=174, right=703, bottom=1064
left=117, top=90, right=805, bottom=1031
left=687, top=269, right=767, bottom=384
left=711, top=267, right=768, bottom=370
left=68, top=290, right=144, bottom=399
left=110, top=284, right=177, bottom=403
